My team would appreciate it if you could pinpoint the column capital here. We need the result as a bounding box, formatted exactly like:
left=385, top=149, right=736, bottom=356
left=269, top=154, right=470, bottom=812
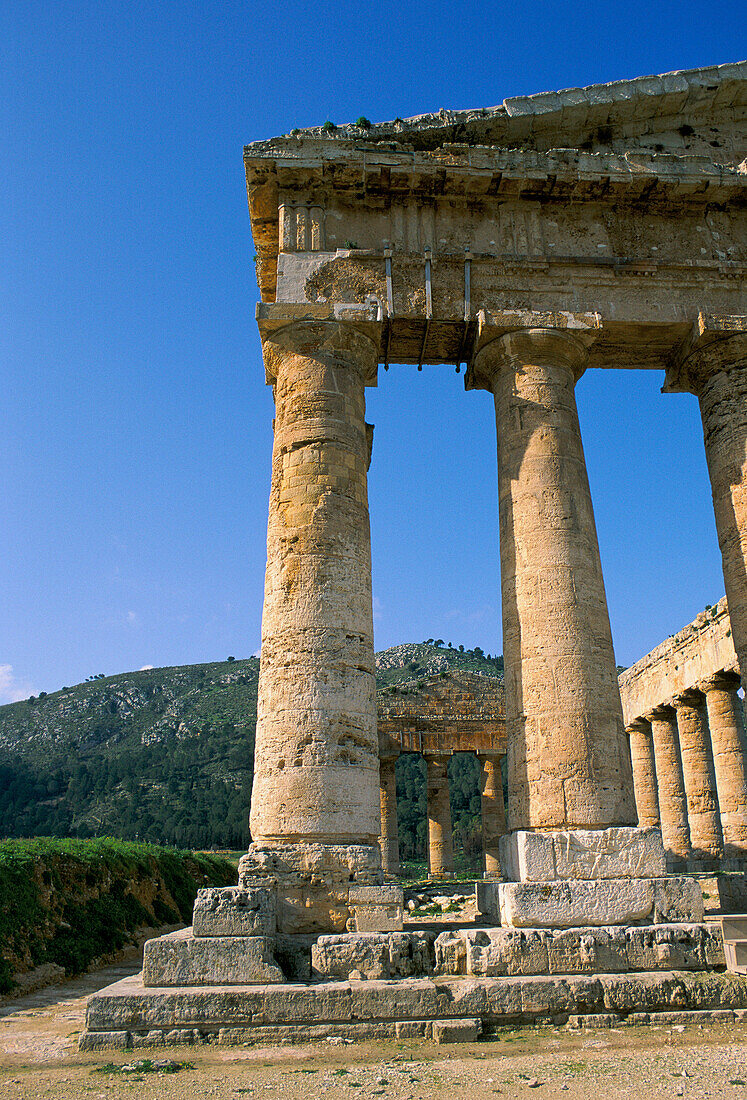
left=467, top=309, right=601, bottom=391
left=663, top=312, right=747, bottom=396
left=700, top=669, right=742, bottom=694
left=644, top=704, right=677, bottom=723
left=256, top=303, right=381, bottom=386
left=671, top=688, right=707, bottom=710
left=625, top=717, right=652, bottom=735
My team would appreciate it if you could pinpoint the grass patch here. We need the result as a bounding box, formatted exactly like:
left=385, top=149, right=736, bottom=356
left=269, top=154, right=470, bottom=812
left=94, top=1059, right=193, bottom=1075
left=0, top=837, right=234, bottom=990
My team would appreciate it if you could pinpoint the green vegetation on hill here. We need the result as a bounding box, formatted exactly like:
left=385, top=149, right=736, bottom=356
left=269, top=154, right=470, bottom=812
left=0, top=644, right=504, bottom=864
left=0, top=660, right=258, bottom=848
left=0, top=837, right=235, bottom=993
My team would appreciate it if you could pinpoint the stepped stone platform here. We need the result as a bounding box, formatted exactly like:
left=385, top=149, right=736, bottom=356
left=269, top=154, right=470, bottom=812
left=80, top=829, right=736, bottom=1049
left=81, top=962, right=747, bottom=1050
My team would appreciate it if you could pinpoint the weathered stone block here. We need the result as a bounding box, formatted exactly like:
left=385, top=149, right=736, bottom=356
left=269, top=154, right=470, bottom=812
left=434, top=930, right=467, bottom=975
left=192, top=886, right=276, bottom=938
left=499, top=827, right=667, bottom=882
left=625, top=923, right=723, bottom=971
left=432, top=1018, right=480, bottom=1044
left=311, top=931, right=434, bottom=980
left=238, top=845, right=383, bottom=935
left=653, top=877, right=704, bottom=922
left=79, top=1030, right=131, bottom=1051
left=348, top=885, right=403, bottom=932
left=475, top=879, right=500, bottom=923
left=395, top=1020, right=431, bottom=1039
left=547, top=926, right=629, bottom=974
left=463, top=928, right=549, bottom=976
left=142, top=928, right=284, bottom=986
left=498, top=878, right=655, bottom=927
left=438, top=923, right=723, bottom=977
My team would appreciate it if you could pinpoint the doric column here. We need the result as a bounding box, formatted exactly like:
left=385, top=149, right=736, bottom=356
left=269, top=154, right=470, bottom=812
left=471, top=323, right=635, bottom=831
left=672, top=690, right=723, bottom=862
left=702, top=672, right=747, bottom=858
left=379, top=756, right=400, bottom=876
left=647, top=706, right=691, bottom=865
left=479, top=754, right=506, bottom=876
left=249, top=320, right=380, bottom=850
left=626, top=718, right=660, bottom=828
left=426, top=755, right=454, bottom=877
left=665, top=317, right=747, bottom=692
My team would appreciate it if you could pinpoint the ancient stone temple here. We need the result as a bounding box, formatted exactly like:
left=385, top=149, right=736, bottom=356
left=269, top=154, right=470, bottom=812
left=82, top=62, right=747, bottom=1048
left=377, top=671, right=506, bottom=877
left=620, top=597, right=747, bottom=869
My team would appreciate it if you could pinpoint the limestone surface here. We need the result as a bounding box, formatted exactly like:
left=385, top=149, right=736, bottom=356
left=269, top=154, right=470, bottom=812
left=249, top=320, right=381, bottom=851
left=472, top=327, right=635, bottom=831
left=239, top=843, right=381, bottom=935
left=433, top=923, right=724, bottom=977
left=81, top=965, right=747, bottom=1049
left=347, top=885, right=404, bottom=932
left=499, top=826, right=666, bottom=882
left=496, top=875, right=703, bottom=928
left=192, top=886, right=277, bottom=938
left=142, top=929, right=284, bottom=986
left=311, top=931, right=435, bottom=980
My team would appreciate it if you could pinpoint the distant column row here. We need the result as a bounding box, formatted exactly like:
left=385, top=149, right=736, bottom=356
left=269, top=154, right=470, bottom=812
left=626, top=671, right=747, bottom=867
left=378, top=752, right=506, bottom=879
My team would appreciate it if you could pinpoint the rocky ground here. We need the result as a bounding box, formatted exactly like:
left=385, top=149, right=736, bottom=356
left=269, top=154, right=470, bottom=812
left=2, top=964, right=747, bottom=1099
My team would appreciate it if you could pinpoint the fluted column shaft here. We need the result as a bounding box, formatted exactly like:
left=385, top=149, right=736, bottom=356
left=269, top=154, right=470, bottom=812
left=479, top=754, right=506, bottom=876
left=426, top=755, right=454, bottom=877
left=703, top=674, right=747, bottom=857
left=379, top=757, right=400, bottom=876
left=626, top=718, right=660, bottom=828
left=648, top=706, right=691, bottom=864
left=473, top=327, right=634, bottom=831
left=250, top=321, right=380, bottom=847
left=673, top=691, right=723, bottom=861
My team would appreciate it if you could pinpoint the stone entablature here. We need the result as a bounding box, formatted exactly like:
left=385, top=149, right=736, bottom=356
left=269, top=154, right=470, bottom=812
left=378, top=671, right=505, bottom=758
left=618, top=596, right=737, bottom=723
left=246, top=63, right=746, bottom=370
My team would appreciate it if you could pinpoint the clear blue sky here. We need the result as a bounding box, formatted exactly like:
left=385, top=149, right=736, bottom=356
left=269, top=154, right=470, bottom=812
left=2, top=1, right=743, bottom=701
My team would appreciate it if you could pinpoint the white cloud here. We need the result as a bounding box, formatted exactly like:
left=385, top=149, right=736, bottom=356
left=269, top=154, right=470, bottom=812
left=372, top=595, right=383, bottom=622
left=139, top=664, right=154, bottom=671
left=126, top=610, right=139, bottom=626
left=0, top=664, right=38, bottom=705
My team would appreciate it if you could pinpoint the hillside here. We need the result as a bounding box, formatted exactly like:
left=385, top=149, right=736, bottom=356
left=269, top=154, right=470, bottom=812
left=0, top=837, right=236, bottom=992
left=0, top=643, right=503, bottom=858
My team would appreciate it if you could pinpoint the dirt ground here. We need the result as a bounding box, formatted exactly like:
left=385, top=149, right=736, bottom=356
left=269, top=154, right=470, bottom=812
left=3, top=966, right=747, bottom=1099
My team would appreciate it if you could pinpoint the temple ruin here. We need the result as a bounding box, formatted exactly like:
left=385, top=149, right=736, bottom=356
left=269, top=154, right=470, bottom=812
left=377, top=671, right=506, bottom=876
left=82, top=62, right=747, bottom=1047
left=620, top=596, right=747, bottom=869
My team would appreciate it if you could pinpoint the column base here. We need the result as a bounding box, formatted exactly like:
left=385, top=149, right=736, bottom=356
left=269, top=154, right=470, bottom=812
left=239, top=842, right=383, bottom=934
left=499, top=826, right=667, bottom=882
